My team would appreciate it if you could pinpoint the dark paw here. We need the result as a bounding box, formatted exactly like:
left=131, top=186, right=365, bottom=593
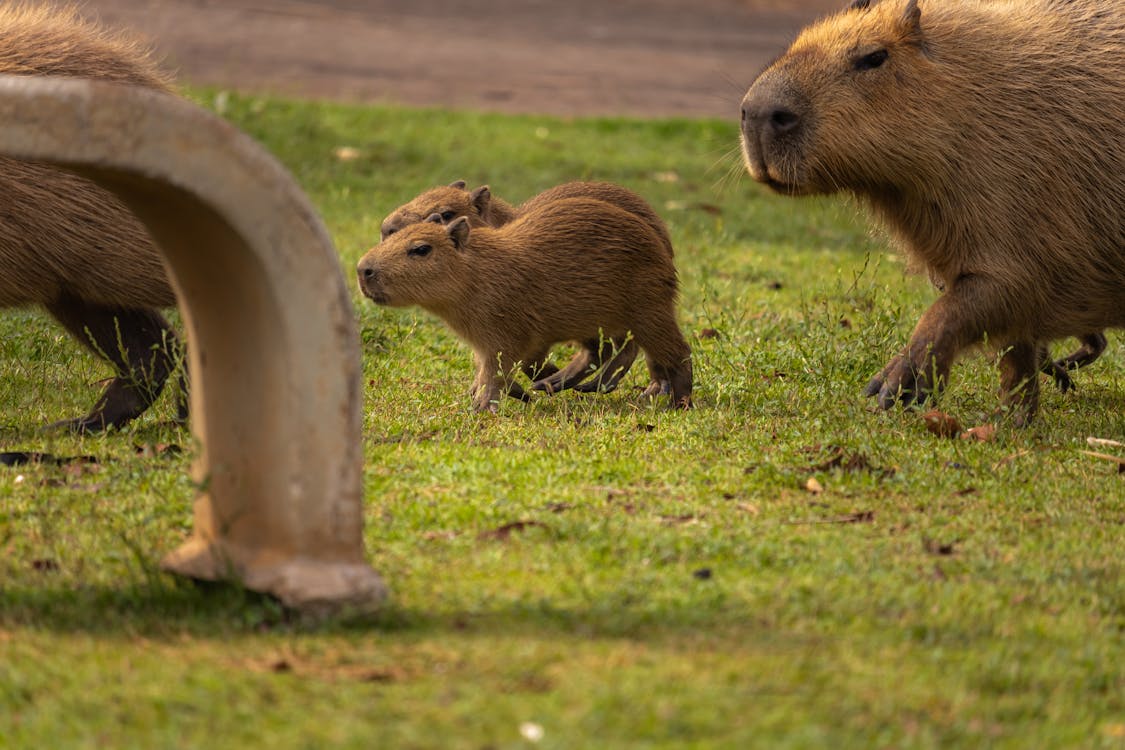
left=865, top=353, right=940, bottom=410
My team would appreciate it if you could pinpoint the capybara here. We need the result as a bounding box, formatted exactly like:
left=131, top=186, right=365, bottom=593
left=357, top=198, right=693, bottom=412
left=0, top=4, right=183, bottom=431
left=380, top=180, right=675, bottom=394
left=740, top=0, right=1124, bottom=424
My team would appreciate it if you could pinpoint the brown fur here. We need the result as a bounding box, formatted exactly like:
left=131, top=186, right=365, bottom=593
left=0, top=4, right=182, bottom=431
left=381, top=180, right=675, bottom=393
left=740, top=0, right=1124, bottom=423
left=357, top=197, right=693, bottom=412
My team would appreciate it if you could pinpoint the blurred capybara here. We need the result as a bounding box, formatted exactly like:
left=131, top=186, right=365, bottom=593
left=740, top=0, right=1124, bottom=423
left=358, top=197, right=693, bottom=412
left=381, top=180, right=676, bottom=393
left=0, top=4, right=183, bottom=431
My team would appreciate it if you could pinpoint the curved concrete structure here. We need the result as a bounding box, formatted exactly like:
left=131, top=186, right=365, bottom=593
left=0, top=75, right=386, bottom=612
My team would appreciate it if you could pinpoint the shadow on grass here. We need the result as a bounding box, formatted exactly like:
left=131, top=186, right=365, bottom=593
left=0, top=574, right=758, bottom=642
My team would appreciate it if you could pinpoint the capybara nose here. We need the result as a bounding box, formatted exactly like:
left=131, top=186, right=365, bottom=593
left=741, top=84, right=802, bottom=138
left=767, top=107, right=800, bottom=135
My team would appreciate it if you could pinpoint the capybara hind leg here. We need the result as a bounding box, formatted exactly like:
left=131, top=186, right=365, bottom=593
left=574, top=338, right=639, bottom=394
left=1042, top=332, right=1108, bottom=392
left=532, top=343, right=598, bottom=394
left=634, top=321, right=693, bottom=409
left=999, top=340, right=1040, bottom=427
left=45, top=296, right=178, bottom=432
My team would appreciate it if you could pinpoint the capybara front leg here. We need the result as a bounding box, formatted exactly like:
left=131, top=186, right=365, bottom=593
left=866, top=276, right=1004, bottom=413
left=999, top=340, right=1041, bottom=426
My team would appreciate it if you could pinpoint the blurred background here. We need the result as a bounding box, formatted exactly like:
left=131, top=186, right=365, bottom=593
left=80, top=0, right=842, bottom=118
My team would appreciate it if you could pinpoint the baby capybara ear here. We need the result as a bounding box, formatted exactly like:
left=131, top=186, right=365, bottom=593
left=470, top=185, right=492, bottom=216
left=449, top=179, right=467, bottom=190
left=424, top=212, right=444, bottom=224
left=446, top=216, right=471, bottom=249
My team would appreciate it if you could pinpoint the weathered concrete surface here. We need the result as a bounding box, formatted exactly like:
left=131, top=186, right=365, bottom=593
left=0, top=74, right=385, bottom=612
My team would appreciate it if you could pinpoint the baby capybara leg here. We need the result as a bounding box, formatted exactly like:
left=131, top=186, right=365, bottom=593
left=45, top=296, right=179, bottom=432
left=532, top=340, right=603, bottom=394
left=573, top=338, right=639, bottom=394
left=521, top=348, right=559, bottom=381
left=999, top=340, right=1041, bottom=427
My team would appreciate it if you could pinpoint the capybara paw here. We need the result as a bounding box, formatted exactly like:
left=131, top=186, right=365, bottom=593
left=1047, top=360, right=1074, bottom=393
left=871, top=353, right=938, bottom=410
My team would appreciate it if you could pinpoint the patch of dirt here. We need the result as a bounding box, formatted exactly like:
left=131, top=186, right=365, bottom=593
left=81, top=0, right=842, bottom=118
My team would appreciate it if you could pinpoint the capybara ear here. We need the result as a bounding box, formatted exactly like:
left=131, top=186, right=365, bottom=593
left=470, top=185, right=492, bottom=215
left=847, top=0, right=871, bottom=11
left=446, top=216, right=471, bottom=249
left=424, top=212, right=444, bottom=225
left=449, top=179, right=467, bottom=190
left=898, top=0, right=921, bottom=39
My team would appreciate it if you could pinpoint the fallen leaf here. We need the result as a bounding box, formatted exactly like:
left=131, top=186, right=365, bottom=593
left=692, top=568, right=713, bottom=580
left=693, top=202, right=723, bottom=216
left=805, top=477, right=824, bottom=495
left=270, top=658, right=293, bottom=673
left=543, top=502, right=572, bottom=513
left=697, top=328, right=720, bottom=339
left=922, top=410, right=962, bottom=438
left=135, top=442, right=183, bottom=458
left=334, top=146, right=361, bottom=161
left=478, top=520, right=547, bottom=541
left=923, top=538, right=957, bottom=556
left=960, top=424, right=996, bottom=442
left=422, top=530, right=459, bottom=541
left=737, top=502, right=760, bottom=515
left=31, top=559, right=59, bottom=572
left=658, top=514, right=700, bottom=525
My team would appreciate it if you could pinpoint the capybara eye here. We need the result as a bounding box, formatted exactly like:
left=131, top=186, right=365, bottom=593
left=383, top=227, right=397, bottom=237
left=853, top=49, right=888, bottom=71
left=440, top=210, right=456, bottom=222
left=408, top=243, right=432, bottom=258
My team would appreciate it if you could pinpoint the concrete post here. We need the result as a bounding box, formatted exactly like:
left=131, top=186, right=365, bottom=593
left=0, top=75, right=386, bottom=613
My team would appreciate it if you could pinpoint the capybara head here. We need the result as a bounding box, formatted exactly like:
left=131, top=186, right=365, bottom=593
left=740, top=0, right=928, bottom=196
left=380, top=181, right=494, bottom=239
left=359, top=214, right=473, bottom=307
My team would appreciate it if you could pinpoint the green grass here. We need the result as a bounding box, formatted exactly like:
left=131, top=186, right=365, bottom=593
left=1, top=89, right=1123, bottom=749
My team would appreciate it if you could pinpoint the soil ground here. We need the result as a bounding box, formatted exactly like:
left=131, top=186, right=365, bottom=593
left=80, top=0, right=841, bottom=118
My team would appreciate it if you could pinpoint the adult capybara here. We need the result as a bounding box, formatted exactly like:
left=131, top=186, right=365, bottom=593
left=740, top=0, right=1124, bottom=423
left=380, top=180, right=676, bottom=394
left=0, top=4, right=183, bottom=431
left=358, top=198, right=693, bottom=412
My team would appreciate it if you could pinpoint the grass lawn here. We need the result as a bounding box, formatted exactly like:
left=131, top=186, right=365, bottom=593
left=1, top=89, right=1122, bottom=749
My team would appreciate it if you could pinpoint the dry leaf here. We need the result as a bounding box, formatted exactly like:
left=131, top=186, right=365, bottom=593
left=960, top=424, right=996, bottom=442
left=922, top=410, right=962, bottom=438
left=478, top=520, right=547, bottom=541
left=805, top=477, right=824, bottom=494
